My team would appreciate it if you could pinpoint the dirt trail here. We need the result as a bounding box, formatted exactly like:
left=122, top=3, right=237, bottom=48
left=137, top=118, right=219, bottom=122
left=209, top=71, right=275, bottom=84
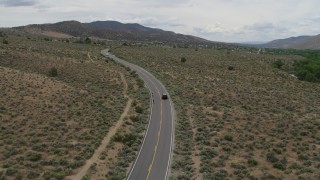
left=67, top=99, right=132, bottom=179
left=87, top=52, right=94, bottom=62
left=187, top=105, right=202, bottom=180
left=67, top=72, right=131, bottom=179
left=119, top=72, right=128, bottom=97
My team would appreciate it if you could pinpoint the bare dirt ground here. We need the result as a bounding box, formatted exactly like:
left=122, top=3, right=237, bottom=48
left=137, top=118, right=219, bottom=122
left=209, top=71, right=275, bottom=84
left=41, top=31, right=74, bottom=38
left=119, top=72, right=129, bottom=97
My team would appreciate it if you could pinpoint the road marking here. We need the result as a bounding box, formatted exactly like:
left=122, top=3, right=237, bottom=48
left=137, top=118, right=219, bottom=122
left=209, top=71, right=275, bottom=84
left=121, top=60, right=164, bottom=180
left=130, top=59, right=175, bottom=180
left=103, top=50, right=173, bottom=180
left=128, top=64, right=165, bottom=180
left=165, top=95, right=175, bottom=180
left=104, top=52, right=156, bottom=180
left=146, top=91, right=163, bottom=180
left=126, top=79, right=153, bottom=180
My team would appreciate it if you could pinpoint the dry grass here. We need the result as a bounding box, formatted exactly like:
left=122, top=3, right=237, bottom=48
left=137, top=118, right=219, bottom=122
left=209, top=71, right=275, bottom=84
left=0, top=30, right=149, bottom=179
left=113, top=45, right=320, bottom=180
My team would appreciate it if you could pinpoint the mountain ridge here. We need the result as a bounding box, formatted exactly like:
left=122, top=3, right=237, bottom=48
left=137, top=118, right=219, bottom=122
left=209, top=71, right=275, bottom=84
left=261, top=35, right=320, bottom=49
left=14, top=20, right=210, bottom=44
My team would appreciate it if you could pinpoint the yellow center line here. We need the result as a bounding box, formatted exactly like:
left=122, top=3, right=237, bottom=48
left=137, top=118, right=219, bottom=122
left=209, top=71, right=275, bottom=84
left=146, top=88, right=163, bottom=180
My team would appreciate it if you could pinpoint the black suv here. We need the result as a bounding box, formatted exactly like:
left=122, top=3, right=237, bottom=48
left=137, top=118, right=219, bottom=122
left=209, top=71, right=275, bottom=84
left=162, top=93, right=168, bottom=100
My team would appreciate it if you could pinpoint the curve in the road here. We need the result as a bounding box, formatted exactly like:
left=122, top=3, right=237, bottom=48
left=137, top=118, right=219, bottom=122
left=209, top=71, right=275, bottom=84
left=101, top=49, right=175, bottom=180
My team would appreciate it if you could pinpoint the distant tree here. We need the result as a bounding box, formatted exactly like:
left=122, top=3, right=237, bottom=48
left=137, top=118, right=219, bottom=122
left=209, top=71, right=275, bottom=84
left=0, top=31, right=5, bottom=37
left=272, top=60, right=284, bottom=69
left=85, top=37, right=92, bottom=44
left=2, top=39, right=8, bottom=44
left=294, top=60, right=320, bottom=82
left=181, top=57, right=187, bottom=63
left=48, top=67, right=58, bottom=77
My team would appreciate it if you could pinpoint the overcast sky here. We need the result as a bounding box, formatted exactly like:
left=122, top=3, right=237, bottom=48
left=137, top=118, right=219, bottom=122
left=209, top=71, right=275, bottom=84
left=1, top=0, right=320, bottom=42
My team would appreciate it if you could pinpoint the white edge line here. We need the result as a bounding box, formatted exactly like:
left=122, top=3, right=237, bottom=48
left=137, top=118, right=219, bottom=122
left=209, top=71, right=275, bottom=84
left=101, top=50, right=155, bottom=180
left=126, top=80, right=153, bottom=180
left=165, top=97, right=175, bottom=180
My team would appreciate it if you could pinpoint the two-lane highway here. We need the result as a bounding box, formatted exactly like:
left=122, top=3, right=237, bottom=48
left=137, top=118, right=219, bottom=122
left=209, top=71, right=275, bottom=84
left=101, top=50, right=174, bottom=180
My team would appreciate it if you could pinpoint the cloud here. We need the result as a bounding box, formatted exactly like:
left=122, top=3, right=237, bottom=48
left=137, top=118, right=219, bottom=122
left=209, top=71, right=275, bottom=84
left=194, top=23, right=232, bottom=35
left=132, top=0, right=190, bottom=7
left=118, top=16, right=185, bottom=29
left=192, top=22, right=295, bottom=42
left=0, top=0, right=38, bottom=7
left=242, top=22, right=290, bottom=36
left=1, top=0, right=320, bottom=41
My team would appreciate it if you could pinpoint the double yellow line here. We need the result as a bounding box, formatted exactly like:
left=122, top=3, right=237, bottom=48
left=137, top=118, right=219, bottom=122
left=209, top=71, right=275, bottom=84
left=145, top=80, right=163, bottom=180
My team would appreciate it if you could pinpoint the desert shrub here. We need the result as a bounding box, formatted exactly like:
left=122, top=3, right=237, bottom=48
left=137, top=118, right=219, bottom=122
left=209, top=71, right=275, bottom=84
left=224, top=134, right=233, bottom=141
left=129, top=115, right=140, bottom=122
left=176, top=174, right=191, bottom=179
left=273, top=162, right=286, bottom=170
left=43, top=171, right=66, bottom=180
left=44, top=37, right=51, bottom=41
left=181, top=57, right=187, bottom=63
left=5, top=167, right=17, bottom=176
left=69, top=160, right=85, bottom=169
left=266, top=152, right=278, bottom=163
left=200, top=148, right=217, bottom=158
left=0, top=106, right=5, bottom=113
left=228, top=66, right=234, bottom=70
left=48, top=67, right=58, bottom=77
left=112, top=133, right=123, bottom=142
left=214, top=169, right=228, bottom=178
left=248, top=159, right=258, bottom=167
left=136, top=79, right=144, bottom=88
left=27, top=171, right=40, bottom=179
left=298, top=154, right=309, bottom=161
left=81, top=175, right=89, bottom=180
left=27, top=152, right=42, bottom=162
left=122, top=133, right=137, bottom=146
left=135, top=106, right=143, bottom=114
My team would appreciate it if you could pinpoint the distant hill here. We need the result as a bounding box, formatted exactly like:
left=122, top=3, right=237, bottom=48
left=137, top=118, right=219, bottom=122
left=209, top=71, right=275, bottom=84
left=261, top=35, right=320, bottom=49
left=14, top=20, right=210, bottom=44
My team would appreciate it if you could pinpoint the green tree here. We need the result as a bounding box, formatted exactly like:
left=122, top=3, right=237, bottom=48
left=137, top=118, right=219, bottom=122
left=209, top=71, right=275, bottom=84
left=272, top=60, right=284, bottom=69
left=85, top=37, right=92, bottom=44
left=294, top=60, right=320, bottom=82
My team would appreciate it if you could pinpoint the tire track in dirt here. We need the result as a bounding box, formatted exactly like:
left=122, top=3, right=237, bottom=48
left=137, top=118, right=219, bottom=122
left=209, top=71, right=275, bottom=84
left=87, top=52, right=94, bottom=62
left=119, top=72, right=128, bottom=97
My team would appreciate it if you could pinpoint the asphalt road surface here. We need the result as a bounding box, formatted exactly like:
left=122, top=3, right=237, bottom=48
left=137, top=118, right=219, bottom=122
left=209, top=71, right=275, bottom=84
left=101, top=50, right=174, bottom=180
